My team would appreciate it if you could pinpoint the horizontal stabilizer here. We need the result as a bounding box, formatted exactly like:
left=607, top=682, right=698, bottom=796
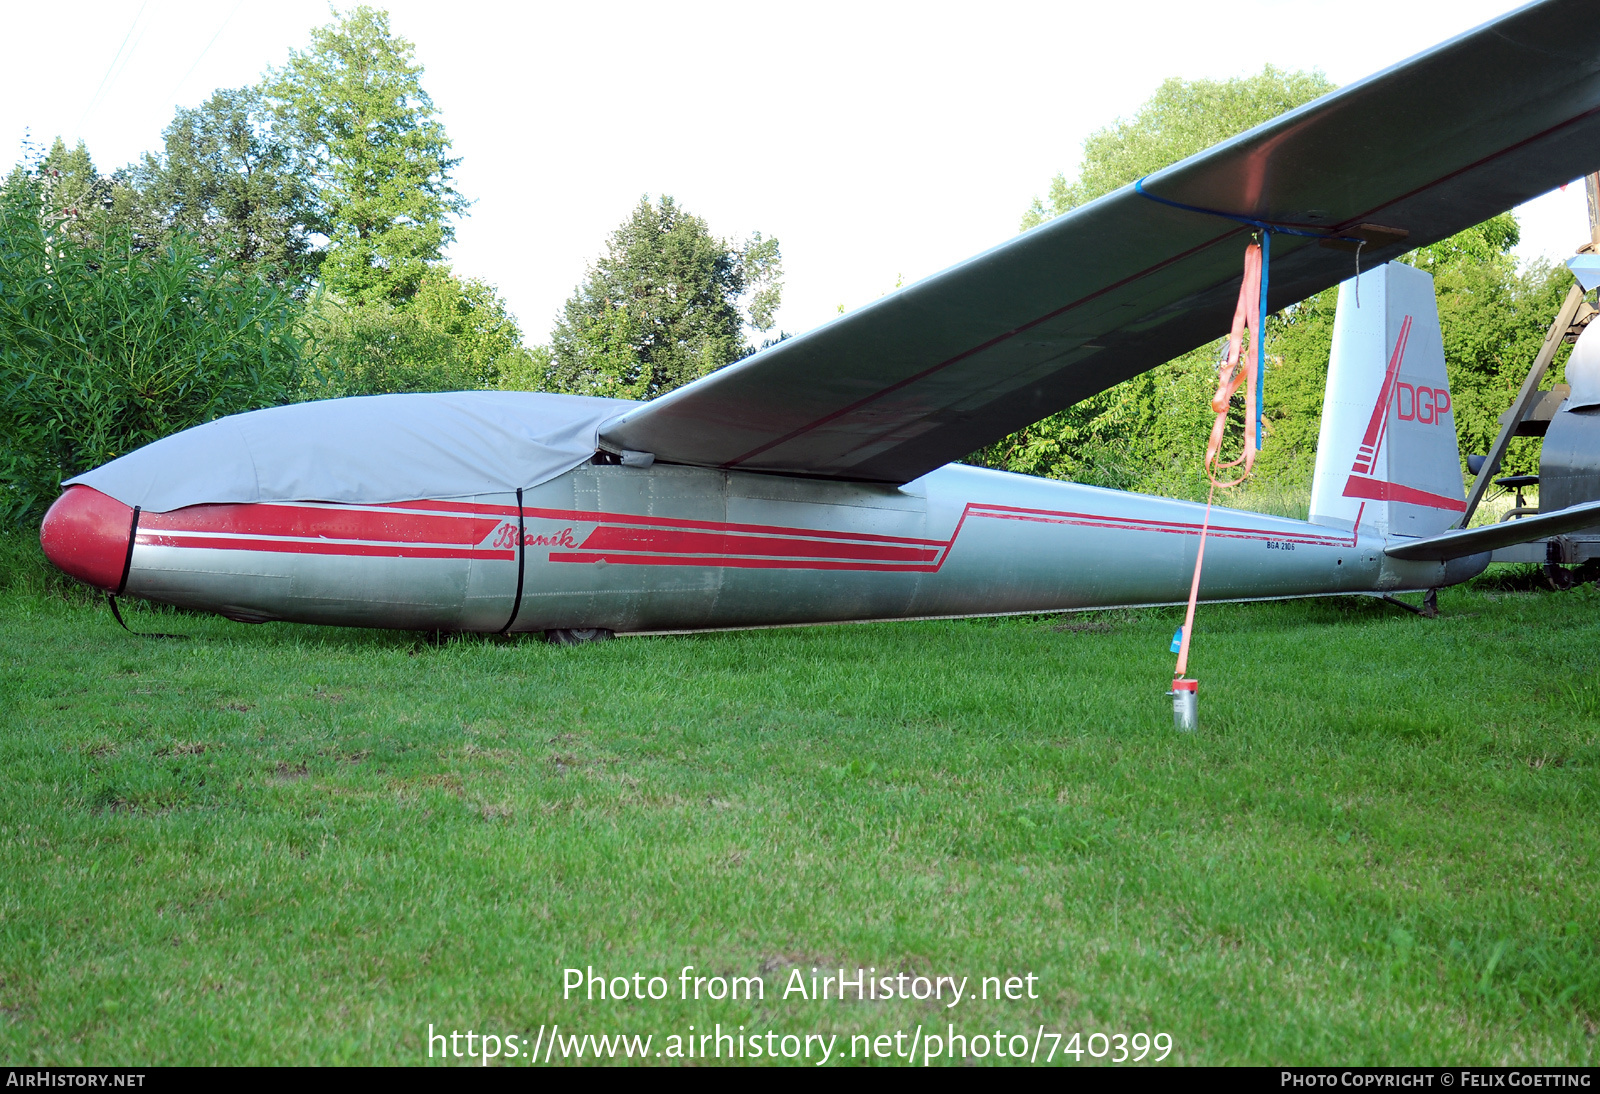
left=1382, top=501, right=1600, bottom=561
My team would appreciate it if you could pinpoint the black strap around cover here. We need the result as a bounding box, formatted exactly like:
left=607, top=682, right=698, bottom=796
left=106, top=505, right=186, bottom=639
left=117, top=506, right=140, bottom=595
left=106, top=595, right=188, bottom=639
left=499, top=488, right=526, bottom=635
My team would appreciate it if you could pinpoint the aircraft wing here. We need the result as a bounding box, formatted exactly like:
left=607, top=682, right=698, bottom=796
left=1383, top=501, right=1600, bottom=562
left=600, top=0, right=1600, bottom=485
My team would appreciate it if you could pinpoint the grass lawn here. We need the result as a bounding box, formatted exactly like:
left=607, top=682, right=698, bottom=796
left=1, top=555, right=1597, bottom=1065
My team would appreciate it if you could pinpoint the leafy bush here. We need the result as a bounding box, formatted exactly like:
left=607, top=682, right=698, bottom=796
left=298, top=268, right=535, bottom=398
left=0, top=174, right=305, bottom=525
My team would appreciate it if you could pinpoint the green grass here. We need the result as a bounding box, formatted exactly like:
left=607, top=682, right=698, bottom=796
left=1, top=543, right=1598, bottom=1064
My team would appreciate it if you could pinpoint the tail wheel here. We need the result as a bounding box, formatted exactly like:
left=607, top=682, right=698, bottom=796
left=1541, top=562, right=1579, bottom=591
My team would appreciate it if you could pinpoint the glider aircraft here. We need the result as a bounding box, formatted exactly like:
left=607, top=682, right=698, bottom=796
left=38, top=0, right=1600, bottom=643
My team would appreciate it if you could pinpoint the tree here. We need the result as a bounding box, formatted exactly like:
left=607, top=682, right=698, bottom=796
left=1403, top=216, right=1571, bottom=476
left=265, top=6, right=468, bottom=304
left=27, top=138, right=119, bottom=248
left=301, top=267, right=534, bottom=398
left=994, top=65, right=1580, bottom=500
left=976, top=67, right=1338, bottom=493
left=545, top=195, right=783, bottom=400
left=121, top=87, right=319, bottom=289
left=1021, top=66, right=1339, bottom=229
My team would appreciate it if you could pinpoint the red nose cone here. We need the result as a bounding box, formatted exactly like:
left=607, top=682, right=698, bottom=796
left=40, top=486, right=136, bottom=591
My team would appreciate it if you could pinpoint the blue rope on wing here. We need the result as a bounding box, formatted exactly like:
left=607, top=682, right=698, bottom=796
left=1131, top=176, right=1357, bottom=240
left=1131, top=176, right=1366, bottom=449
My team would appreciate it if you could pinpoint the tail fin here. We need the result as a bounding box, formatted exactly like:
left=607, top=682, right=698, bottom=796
left=1308, top=262, right=1467, bottom=538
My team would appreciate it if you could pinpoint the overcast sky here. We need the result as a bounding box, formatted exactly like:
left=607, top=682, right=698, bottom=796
left=1, top=0, right=1587, bottom=342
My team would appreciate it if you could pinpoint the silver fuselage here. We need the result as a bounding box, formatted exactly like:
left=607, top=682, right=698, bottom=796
left=122, top=461, right=1448, bottom=633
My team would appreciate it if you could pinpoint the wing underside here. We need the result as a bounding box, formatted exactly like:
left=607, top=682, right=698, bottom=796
left=600, top=0, right=1600, bottom=485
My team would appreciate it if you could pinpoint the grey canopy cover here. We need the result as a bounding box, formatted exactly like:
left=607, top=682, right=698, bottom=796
left=67, top=391, right=639, bottom=512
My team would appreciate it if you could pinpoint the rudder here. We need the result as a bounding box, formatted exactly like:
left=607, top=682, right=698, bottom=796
left=1308, top=262, right=1466, bottom=539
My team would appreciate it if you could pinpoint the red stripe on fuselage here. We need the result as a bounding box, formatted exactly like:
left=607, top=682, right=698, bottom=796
left=136, top=533, right=514, bottom=560
left=140, top=501, right=503, bottom=544
left=384, top=498, right=950, bottom=546
left=526, top=505, right=943, bottom=546
left=547, top=502, right=1356, bottom=569
left=549, top=552, right=942, bottom=571
left=966, top=503, right=1358, bottom=547
left=575, top=525, right=944, bottom=563
left=132, top=495, right=1357, bottom=570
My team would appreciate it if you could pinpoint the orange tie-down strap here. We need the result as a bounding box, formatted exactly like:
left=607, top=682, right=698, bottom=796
left=1173, top=241, right=1264, bottom=685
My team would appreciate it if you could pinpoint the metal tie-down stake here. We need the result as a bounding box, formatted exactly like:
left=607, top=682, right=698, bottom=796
left=1168, top=678, right=1198, bottom=732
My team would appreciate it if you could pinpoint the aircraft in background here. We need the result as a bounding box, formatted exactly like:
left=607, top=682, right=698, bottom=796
left=36, top=0, right=1600, bottom=641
